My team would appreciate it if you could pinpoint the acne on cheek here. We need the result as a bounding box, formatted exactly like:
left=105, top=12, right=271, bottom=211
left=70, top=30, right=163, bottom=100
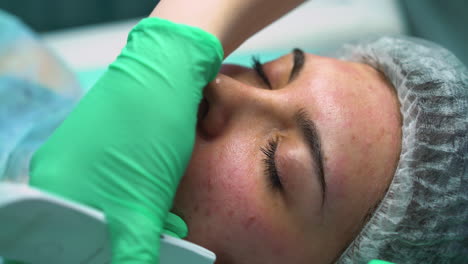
left=214, top=198, right=282, bottom=251
left=212, top=159, right=258, bottom=212
left=239, top=212, right=292, bottom=256
left=255, top=210, right=305, bottom=259
left=188, top=152, right=248, bottom=217
left=220, top=174, right=284, bottom=244
left=197, top=137, right=295, bottom=250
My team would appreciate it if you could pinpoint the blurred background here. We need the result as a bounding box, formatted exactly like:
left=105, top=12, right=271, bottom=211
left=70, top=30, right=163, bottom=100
left=1, top=0, right=156, bottom=32
left=0, top=0, right=467, bottom=88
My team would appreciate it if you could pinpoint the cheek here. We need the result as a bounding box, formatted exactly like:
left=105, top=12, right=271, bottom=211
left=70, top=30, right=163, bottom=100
left=176, top=134, right=299, bottom=259
left=177, top=135, right=261, bottom=236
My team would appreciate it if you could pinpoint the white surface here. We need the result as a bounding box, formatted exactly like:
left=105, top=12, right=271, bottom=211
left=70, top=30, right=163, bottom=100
left=42, top=0, right=407, bottom=71
left=0, top=183, right=215, bottom=264
left=0, top=183, right=110, bottom=264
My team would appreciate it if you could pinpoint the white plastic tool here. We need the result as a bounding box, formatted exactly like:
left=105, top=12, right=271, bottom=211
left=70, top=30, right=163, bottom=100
left=0, top=183, right=215, bottom=264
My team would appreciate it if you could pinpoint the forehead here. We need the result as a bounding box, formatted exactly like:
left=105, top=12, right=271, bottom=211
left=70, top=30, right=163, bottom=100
left=282, top=53, right=400, bottom=199
left=279, top=53, right=393, bottom=129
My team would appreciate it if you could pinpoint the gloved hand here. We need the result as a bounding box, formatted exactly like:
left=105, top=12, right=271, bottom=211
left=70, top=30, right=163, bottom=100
left=29, top=18, right=222, bottom=263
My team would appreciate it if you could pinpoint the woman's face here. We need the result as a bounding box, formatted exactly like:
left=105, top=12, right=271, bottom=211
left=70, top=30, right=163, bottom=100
left=173, top=50, right=402, bottom=264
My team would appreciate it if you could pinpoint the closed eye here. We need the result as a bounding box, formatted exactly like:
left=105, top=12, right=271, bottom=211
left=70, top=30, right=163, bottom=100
left=261, top=138, right=283, bottom=191
left=251, top=56, right=272, bottom=89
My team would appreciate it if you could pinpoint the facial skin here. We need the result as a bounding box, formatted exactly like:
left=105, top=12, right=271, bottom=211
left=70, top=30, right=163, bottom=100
left=172, top=50, right=402, bottom=264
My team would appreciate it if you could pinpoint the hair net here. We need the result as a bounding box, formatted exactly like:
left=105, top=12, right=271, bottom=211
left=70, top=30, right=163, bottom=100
left=335, top=36, right=468, bottom=263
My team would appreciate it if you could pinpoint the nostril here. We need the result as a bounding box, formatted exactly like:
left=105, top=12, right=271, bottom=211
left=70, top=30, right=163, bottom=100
left=197, top=95, right=226, bottom=139
left=197, top=97, right=209, bottom=122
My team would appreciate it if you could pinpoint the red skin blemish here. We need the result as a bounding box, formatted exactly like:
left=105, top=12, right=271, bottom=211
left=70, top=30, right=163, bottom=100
left=272, top=245, right=285, bottom=257
left=207, top=176, right=213, bottom=192
left=205, top=209, right=212, bottom=217
left=244, top=216, right=256, bottom=230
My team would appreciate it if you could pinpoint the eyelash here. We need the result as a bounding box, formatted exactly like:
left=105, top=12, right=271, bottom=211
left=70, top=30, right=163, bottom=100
left=252, top=56, right=281, bottom=190
left=251, top=56, right=272, bottom=89
left=260, top=138, right=283, bottom=191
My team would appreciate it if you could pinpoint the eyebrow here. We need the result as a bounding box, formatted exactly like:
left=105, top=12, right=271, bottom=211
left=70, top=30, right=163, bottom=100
left=294, top=108, right=326, bottom=204
left=287, top=49, right=327, bottom=202
left=288, top=48, right=305, bottom=82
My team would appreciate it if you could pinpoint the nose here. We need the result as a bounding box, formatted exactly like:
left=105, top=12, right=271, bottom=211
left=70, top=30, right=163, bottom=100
left=199, top=73, right=281, bottom=139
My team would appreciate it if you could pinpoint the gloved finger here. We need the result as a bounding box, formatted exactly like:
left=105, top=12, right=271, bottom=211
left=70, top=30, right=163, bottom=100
left=161, top=212, right=188, bottom=239
left=107, top=209, right=163, bottom=264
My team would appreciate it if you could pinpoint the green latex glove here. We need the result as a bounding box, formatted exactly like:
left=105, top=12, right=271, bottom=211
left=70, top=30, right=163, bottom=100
left=29, top=18, right=223, bottom=263
left=368, top=260, right=396, bottom=264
